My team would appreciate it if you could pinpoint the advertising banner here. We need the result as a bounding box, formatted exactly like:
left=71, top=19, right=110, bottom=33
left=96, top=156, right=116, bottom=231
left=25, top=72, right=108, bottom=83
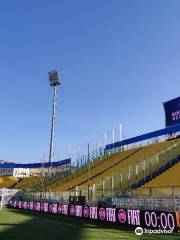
left=9, top=201, right=179, bottom=232
left=163, top=97, right=180, bottom=127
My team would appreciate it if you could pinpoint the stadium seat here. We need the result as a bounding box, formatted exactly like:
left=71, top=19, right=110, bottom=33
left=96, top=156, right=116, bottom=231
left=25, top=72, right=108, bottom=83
left=0, top=176, right=19, bottom=188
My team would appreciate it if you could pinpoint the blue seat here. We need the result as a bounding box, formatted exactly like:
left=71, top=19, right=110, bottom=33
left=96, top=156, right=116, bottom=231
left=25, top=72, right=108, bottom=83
left=172, top=159, right=176, bottom=164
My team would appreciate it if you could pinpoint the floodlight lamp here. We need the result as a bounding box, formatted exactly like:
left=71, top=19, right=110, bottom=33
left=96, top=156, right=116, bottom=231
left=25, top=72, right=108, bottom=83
left=48, top=70, right=61, bottom=87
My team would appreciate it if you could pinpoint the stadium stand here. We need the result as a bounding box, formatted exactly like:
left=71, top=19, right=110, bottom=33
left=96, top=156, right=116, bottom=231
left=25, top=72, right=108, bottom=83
left=0, top=176, right=19, bottom=188
left=52, top=139, right=179, bottom=191
left=142, top=161, right=180, bottom=188
left=15, top=176, right=39, bottom=190
left=20, top=138, right=179, bottom=195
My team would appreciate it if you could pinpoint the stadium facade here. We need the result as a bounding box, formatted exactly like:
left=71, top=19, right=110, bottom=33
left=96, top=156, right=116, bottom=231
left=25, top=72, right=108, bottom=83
left=0, top=158, right=71, bottom=177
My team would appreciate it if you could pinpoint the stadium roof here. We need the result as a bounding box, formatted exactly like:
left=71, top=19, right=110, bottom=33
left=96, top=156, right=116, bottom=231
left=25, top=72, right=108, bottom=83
left=106, top=124, right=180, bottom=151
left=0, top=158, right=71, bottom=169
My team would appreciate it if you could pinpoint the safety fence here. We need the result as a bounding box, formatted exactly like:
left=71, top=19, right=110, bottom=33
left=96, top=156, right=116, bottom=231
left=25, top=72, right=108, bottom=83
left=16, top=141, right=180, bottom=208
left=25, top=138, right=180, bottom=194
left=11, top=186, right=180, bottom=213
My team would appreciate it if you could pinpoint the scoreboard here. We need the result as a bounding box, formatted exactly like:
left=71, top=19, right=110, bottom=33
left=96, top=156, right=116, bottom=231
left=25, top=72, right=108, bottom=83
left=163, top=97, right=180, bottom=127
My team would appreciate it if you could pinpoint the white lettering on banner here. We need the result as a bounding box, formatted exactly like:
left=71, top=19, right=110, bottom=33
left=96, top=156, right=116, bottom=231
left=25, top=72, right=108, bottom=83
left=44, top=203, right=48, bottom=212
left=127, top=210, right=140, bottom=226
left=23, top=202, right=27, bottom=209
left=90, top=207, right=98, bottom=219
left=18, top=201, right=22, bottom=208
left=37, top=202, right=41, bottom=211
left=106, top=208, right=116, bottom=222
left=75, top=206, right=82, bottom=217
left=172, top=110, right=180, bottom=121
left=52, top=204, right=57, bottom=214
left=62, top=204, right=68, bottom=215
left=30, top=202, right=34, bottom=210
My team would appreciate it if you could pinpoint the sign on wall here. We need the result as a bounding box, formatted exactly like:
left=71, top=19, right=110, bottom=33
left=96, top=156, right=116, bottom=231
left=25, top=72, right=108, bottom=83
left=163, top=97, right=180, bottom=127
left=8, top=200, right=180, bottom=232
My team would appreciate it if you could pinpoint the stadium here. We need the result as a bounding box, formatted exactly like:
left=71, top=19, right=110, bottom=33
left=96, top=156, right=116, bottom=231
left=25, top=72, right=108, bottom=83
left=1, top=1, right=180, bottom=240
left=0, top=95, right=180, bottom=239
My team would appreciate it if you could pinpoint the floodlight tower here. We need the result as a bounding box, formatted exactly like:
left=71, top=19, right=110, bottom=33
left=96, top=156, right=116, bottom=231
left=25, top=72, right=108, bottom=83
left=48, top=70, right=61, bottom=163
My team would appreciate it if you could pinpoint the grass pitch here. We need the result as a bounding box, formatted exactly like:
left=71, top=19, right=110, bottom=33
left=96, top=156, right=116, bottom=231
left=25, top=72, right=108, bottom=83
left=0, top=208, right=179, bottom=240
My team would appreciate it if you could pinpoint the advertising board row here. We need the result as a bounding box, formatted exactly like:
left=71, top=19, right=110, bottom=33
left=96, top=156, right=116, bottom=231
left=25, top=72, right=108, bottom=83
left=8, top=200, right=180, bottom=232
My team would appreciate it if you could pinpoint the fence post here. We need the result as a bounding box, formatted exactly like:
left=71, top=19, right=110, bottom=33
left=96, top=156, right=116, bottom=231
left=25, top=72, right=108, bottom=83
left=143, top=161, right=146, bottom=181
left=150, top=159, right=152, bottom=179
left=150, top=188, right=153, bottom=210
left=135, top=165, right=138, bottom=185
left=120, top=173, right=123, bottom=189
left=112, top=173, right=114, bottom=197
left=162, top=149, right=166, bottom=170
left=156, top=153, right=159, bottom=172
left=128, top=165, right=131, bottom=188
left=92, top=184, right=96, bottom=205
left=102, top=180, right=105, bottom=199
left=87, top=143, right=90, bottom=202
left=173, top=187, right=176, bottom=211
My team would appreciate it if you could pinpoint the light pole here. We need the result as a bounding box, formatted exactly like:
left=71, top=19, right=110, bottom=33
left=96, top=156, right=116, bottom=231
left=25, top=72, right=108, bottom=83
left=87, top=143, right=90, bottom=202
left=41, top=154, right=46, bottom=198
left=48, top=70, right=61, bottom=163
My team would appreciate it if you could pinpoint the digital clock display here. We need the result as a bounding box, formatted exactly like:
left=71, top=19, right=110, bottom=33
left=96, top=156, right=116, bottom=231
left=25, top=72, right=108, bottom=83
left=144, top=210, right=175, bottom=230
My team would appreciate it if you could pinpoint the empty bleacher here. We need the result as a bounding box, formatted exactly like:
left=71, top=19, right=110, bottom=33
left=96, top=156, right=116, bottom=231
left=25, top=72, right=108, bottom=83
left=23, top=139, right=178, bottom=193
left=0, top=176, right=19, bottom=188
left=14, top=176, right=39, bottom=190
left=142, top=161, right=180, bottom=188
left=12, top=137, right=180, bottom=207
